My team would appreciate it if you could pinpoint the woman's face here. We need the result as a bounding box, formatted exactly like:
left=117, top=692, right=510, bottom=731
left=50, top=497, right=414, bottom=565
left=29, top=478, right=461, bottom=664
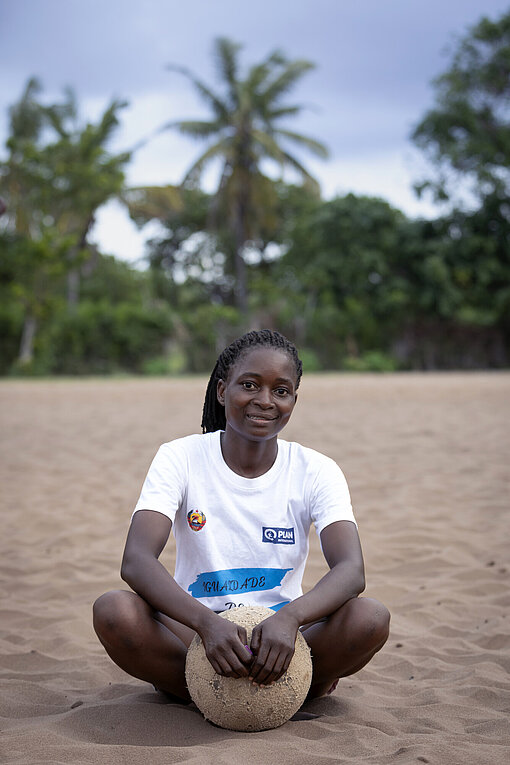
left=217, top=347, right=298, bottom=443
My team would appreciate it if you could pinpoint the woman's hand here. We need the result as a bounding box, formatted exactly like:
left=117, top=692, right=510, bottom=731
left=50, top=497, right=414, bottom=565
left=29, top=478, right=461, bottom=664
left=249, top=611, right=300, bottom=686
left=198, top=614, right=253, bottom=679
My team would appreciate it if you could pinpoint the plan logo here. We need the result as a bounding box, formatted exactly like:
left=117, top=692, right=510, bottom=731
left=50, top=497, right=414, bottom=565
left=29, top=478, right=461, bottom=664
left=262, top=527, right=295, bottom=545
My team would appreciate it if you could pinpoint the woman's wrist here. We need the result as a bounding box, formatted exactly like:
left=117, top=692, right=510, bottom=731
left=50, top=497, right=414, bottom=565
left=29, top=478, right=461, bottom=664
left=272, top=603, right=302, bottom=629
left=193, top=605, right=222, bottom=637
left=280, top=592, right=330, bottom=627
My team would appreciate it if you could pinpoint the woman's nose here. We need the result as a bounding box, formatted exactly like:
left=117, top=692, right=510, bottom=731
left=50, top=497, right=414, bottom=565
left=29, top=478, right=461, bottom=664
left=254, top=387, right=273, bottom=407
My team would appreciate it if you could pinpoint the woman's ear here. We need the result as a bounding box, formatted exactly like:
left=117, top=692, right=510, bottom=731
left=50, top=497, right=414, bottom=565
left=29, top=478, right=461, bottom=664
left=217, top=379, right=225, bottom=406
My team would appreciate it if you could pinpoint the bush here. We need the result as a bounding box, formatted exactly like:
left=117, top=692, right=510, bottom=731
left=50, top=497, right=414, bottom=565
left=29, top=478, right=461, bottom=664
left=298, top=347, right=322, bottom=372
left=47, top=300, right=174, bottom=374
left=343, top=350, right=398, bottom=372
left=141, top=349, right=187, bottom=376
left=180, top=304, right=243, bottom=373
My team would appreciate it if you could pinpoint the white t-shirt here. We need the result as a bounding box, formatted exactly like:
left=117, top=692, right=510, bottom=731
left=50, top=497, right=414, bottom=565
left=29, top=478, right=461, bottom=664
left=134, top=432, right=356, bottom=613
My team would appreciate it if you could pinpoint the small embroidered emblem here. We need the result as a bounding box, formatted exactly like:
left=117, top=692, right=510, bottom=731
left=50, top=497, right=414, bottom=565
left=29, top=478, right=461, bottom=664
left=187, top=509, right=206, bottom=531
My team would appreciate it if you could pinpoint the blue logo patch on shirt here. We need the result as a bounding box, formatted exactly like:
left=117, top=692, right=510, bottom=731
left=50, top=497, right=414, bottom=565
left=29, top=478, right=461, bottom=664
left=262, top=527, right=295, bottom=545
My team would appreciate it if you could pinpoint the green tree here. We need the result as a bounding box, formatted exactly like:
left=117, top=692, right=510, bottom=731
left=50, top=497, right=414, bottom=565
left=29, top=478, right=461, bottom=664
left=41, top=92, right=130, bottom=309
left=122, top=184, right=215, bottom=299
left=163, top=37, right=328, bottom=316
left=410, top=9, right=510, bottom=368
left=412, top=10, right=510, bottom=204
left=0, top=79, right=130, bottom=366
left=278, top=194, right=407, bottom=366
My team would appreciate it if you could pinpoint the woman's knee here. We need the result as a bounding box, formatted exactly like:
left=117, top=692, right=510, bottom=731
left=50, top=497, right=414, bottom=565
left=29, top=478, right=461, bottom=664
left=93, top=590, right=146, bottom=647
left=349, top=597, right=390, bottom=649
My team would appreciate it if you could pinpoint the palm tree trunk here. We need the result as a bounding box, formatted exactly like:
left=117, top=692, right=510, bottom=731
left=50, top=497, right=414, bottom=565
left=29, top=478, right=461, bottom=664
left=234, top=240, right=247, bottom=317
left=233, top=197, right=248, bottom=318
left=19, top=313, right=37, bottom=365
left=232, top=149, right=254, bottom=319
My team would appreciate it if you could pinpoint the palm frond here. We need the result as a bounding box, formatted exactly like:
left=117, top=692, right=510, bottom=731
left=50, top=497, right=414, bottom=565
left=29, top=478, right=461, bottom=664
left=42, top=88, right=77, bottom=138
left=265, top=105, right=302, bottom=120
left=261, top=60, right=315, bottom=103
left=167, top=64, right=229, bottom=122
left=95, top=99, right=128, bottom=143
left=72, top=99, right=128, bottom=159
left=167, top=119, right=224, bottom=140
left=251, top=129, right=286, bottom=165
left=246, top=62, right=273, bottom=95
left=41, top=106, right=70, bottom=139
left=274, top=128, right=329, bottom=158
left=214, top=37, right=242, bottom=100
left=121, top=184, right=184, bottom=224
left=246, top=49, right=287, bottom=94
left=181, top=138, right=232, bottom=185
left=279, top=150, right=321, bottom=192
left=128, top=117, right=220, bottom=156
left=8, top=77, right=44, bottom=142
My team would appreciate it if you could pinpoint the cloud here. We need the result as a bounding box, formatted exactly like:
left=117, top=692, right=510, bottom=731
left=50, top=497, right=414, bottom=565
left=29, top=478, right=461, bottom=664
left=312, top=148, right=439, bottom=217
left=89, top=199, right=166, bottom=265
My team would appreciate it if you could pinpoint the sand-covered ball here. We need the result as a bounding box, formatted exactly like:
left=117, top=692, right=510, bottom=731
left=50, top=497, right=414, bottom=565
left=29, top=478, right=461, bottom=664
left=185, top=605, right=313, bottom=732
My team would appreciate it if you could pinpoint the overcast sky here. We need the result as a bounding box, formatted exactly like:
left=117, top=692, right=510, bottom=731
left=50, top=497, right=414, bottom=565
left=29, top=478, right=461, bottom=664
left=1, top=0, right=509, bottom=263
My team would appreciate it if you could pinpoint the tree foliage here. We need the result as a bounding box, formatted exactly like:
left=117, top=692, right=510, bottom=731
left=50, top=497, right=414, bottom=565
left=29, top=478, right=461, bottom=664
left=2, top=17, right=510, bottom=377
left=408, top=8, right=510, bottom=366
left=0, top=79, right=130, bottom=367
left=412, top=10, right=510, bottom=203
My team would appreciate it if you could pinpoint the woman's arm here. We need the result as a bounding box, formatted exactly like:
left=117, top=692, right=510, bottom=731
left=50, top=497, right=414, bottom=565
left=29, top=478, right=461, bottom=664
left=249, top=520, right=365, bottom=684
left=121, top=509, right=252, bottom=678
left=285, top=519, right=365, bottom=625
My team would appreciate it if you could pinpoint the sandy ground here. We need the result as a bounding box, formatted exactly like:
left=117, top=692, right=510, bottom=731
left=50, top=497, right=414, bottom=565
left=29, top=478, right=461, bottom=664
left=0, top=372, right=509, bottom=764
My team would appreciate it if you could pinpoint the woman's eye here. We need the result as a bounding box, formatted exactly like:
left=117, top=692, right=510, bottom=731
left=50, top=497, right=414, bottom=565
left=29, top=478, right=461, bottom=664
left=242, top=381, right=256, bottom=390
left=275, top=388, right=289, bottom=396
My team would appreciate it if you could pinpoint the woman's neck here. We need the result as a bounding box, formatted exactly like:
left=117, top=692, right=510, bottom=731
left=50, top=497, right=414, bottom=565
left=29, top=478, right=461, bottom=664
left=220, top=430, right=278, bottom=478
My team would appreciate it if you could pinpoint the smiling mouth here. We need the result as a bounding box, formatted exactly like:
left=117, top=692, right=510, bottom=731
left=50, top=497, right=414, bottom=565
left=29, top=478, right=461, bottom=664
left=246, top=414, right=278, bottom=421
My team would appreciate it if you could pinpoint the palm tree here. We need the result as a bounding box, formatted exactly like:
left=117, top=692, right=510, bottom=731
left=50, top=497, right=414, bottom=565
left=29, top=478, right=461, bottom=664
left=163, top=38, right=328, bottom=316
left=41, top=94, right=130, bottom=308
left=1, top=79, right=130, bottom=365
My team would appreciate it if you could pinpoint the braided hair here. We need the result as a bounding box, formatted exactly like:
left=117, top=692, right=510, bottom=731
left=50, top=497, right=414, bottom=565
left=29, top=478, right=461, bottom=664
left=201, top=329, right=303, bottom=433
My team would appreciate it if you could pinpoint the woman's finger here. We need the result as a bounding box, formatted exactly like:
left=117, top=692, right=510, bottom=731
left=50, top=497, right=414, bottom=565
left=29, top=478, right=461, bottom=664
left=209, top=655, right=231, bottom=676
left=250, top=647, right=279, bottom=685
left=265, top=651, right=290, bottom=684
left=237, top=626, right=248, bottom=647
left=250, top=625, right=261, bottom=655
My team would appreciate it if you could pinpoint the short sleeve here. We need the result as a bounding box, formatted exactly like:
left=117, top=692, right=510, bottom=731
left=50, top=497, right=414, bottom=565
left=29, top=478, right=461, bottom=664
left=133, top=442, right=188, bottom=522
left=310, top=456, right=356, bottom=536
